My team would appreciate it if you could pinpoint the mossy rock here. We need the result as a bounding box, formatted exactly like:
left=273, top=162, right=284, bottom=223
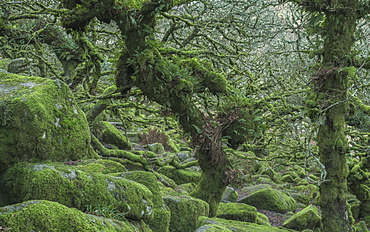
left=195, top=224, right=233, bottom=232
left=288, top=192, right=310, bottom=205
left=0, top=73, right=98, bottom=171
left=0, top=200, right=151, bottom=232
left=163, top=194, right=209, bottom=232
left=158, top=165, right=200, bottom=185
left=176, top=152, right=191, bottom=162
left=284, top=171, right=300, bottom=180
left=281, top=174, right=295, bottom=183
left=259, top=168, right=282, bottom=183
left=120, top=171, right=171, bottom=232
left=153, top=172, right=178, bottom=190
left=294, top=178, right=309, bottom=186
left=256, top=212, right=271, bottom=226
left=2, top=162, right=153, bottom=220
left=238, top=188, right=296, bottom=213
left=293, top=184, right=319, bottom=202
left=283, top=205, right=321, bottom=231
left=292, top=165, right=307, bottom=178
left=239, top=184, right=272, bottom=196
left=253, top=175, right=276, bottom=185
left=197, top=216, right=292, bottom=232
left=217, top=202, right=257, bottom=223
left=144, top=143, right=165, bottom=154
left=92, top=121, right=132, bottom=150
left=175, top=182, right=197, bottom=194
left=76, top=159, right=127, bottom=174
left=221, top=186, right=238, bottom=203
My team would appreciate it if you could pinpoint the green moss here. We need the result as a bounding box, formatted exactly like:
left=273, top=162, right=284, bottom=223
left=201, top=72, right=227, bottom=94
left=197, top=216, right=292, bottom=232
left=0, top=200, right=149, bottom=231
left=221, top=186, right=238, bottom=203
left=144, top=143, right=165, bottom=154
left=305, top=100, right=317, bottom=108
left=283, top=205, right=321, bottom=231
left=0, top=73, right=98, bottom=171
left=2, top=162, right=153, bottom=220
left=93, top=121, right=132, bottom=150
left=163, top=194, right=209, bottom=232
left=76, top=159, right=127, bottom=174
left=256, top=212, right=271, bottom=226
left=349, top=198, right=361, bottom=220
left=195, top=224, right=234, bottom=231
left=217, top=203, right=257, bottom=223
left=259, top=168, right=282, bottom=184
left=119, top=171, right=171, bottom=232
left=281, top=174, right=295, bottom=183
left=289, top=192, right=310, bottom=205
left=293, top=184, right=320, bottom=202
left=239, top=184, right=272, bottom=196
left=176, top=182, right=197, bottom=194
left=238, top=188, right=296, bottom=213
left=179, top=58, right=228, bottom=94
left=119, top=171, right=161, bottom=196
left=353, top=221, right=369, bottom=232
left=158, top=165, right=200, bottom=185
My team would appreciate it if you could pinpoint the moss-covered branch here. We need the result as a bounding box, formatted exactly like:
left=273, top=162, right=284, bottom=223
left=91, top=134, right=151, bottom=170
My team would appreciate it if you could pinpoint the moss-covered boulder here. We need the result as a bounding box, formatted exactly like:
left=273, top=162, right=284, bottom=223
left=0, top=200, right=152, bottom=232
left=217, top=202, right=257, bottom=223
left=163, top=194, right=209, bottom=232
left=197, top=216, right=292, bottom=232
left=120, top=171, right=171, bottom=232
left=283, top=205, right=321, bottom=231
left=293, top=184, right=320, bottom=203
left=158, top=165, right=200, bottom=185
left=239, top=184, right=272, bottom=196
left=92, top=121, right=132, bottom=150
left=221, top=186, right=238, bottom=203
left=259, top=168, right=282, bottom=183
left=144, top=143, right=165, bottom=154
left=195, top=224, right=233, bottom=232
left=288, top=192, right=310, bottom=206
left=281, top=174, right=295, bottom=183
left=238, top=188, right=296, bottom=213
left=256, top=212, right=271, bottom=226
left=1, top=162, right=153, bottom=220
left=0, top=73, right=98, bottom=171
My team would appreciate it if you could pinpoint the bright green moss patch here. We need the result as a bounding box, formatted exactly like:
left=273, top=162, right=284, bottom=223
left=217, top=202, right=257, bottom=223
left=0, top=73, right=98, bottom=171
left=197, top=216, right=293, bottom=232
left=283, top=205, right=321, bottom=231
left=238, top=188, right=296, bottom=213
left=0, top=200, right=148, bottom=232
left=163, top=194, right=209, bottom=232
left=2, top=162, right=153, bottom=220
left=77, top=159, right=127, bottom=174
left=92, top=121, right=132, bottom=150
left=256, top=212, right=271, bottom=226
left=158, top=165, right=200, bottom=184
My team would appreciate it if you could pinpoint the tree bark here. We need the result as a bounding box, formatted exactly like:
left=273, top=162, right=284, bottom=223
left=314, top=1, right=359, bottom=231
